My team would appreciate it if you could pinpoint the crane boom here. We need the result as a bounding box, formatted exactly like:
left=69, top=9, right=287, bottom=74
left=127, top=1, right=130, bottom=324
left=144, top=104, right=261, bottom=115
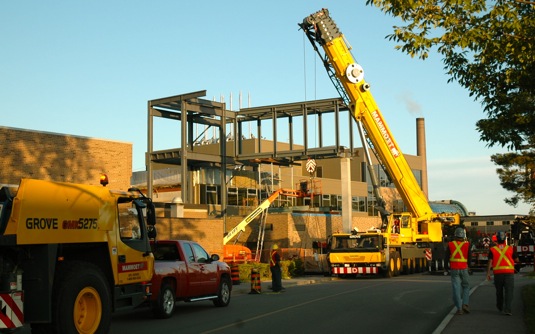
left=223, top=188, right=302, bottom=245
left=300, top=8, right=434, bottom=221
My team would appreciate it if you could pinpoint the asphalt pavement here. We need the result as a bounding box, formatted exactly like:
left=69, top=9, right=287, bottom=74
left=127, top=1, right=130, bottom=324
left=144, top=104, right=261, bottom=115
left=232, top=270, right=533, bottom=334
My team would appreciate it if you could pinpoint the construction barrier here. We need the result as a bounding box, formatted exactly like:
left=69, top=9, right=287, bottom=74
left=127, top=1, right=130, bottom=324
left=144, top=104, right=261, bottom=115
left=231, top=262, right=240, bottom=285
left=249, top=268, right=261, bottom=294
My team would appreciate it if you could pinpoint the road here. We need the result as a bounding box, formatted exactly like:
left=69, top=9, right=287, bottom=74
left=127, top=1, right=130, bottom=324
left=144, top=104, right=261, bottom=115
left=109, top=272, right=486, bottom=334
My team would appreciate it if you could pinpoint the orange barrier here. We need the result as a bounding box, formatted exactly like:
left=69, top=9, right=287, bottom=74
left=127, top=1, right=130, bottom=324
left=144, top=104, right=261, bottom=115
left=249, top=268, right=261, bottom=294
left=231, top=262, right=240, bottom=285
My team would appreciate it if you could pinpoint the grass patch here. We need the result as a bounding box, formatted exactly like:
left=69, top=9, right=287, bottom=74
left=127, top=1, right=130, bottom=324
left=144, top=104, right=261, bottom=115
left=236, top=258, right=305, bottom=282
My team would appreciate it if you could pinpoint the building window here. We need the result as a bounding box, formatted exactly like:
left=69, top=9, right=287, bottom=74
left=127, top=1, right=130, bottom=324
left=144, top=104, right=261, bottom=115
left=295, top=224, right=306, bottom=231
left=486, top=221, right=494, bottom=226
left=393, top=200, right=404, bottom=213
left=359, top=197, right=367, bottom=212
left=352, top=197, right=359, bottom=211
left=316, top=166, right=323, bottom=178
left=470, top=222, right=479, bottom=227
left=502, top=220, right=511, bottom=225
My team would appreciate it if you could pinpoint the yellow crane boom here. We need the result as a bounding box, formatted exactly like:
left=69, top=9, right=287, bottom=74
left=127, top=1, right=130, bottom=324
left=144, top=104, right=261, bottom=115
left=300, top=9, right=459, bottom=242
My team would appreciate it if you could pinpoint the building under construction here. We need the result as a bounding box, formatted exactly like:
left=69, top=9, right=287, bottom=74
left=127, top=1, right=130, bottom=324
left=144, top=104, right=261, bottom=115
left=134, top=90, right=470, bottom=267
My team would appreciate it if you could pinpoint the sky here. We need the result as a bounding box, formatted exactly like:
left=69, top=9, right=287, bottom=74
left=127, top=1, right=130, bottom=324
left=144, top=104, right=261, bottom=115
left=1, top=1, right=531, bottom=216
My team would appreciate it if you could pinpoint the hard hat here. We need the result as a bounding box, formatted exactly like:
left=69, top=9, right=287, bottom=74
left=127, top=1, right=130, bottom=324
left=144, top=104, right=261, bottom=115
left=272, top=244, right=279, bottom=250
left=454, top=227, right=466, bottom=239
left=496, top=231, right=507, bottom=243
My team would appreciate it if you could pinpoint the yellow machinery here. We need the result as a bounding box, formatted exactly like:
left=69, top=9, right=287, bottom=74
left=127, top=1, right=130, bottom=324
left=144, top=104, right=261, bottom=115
left=300, top=9, right=460, bottom=277
left=223, top=188, right=305, bottom=263
left=0, top=178, right=156, bottom=333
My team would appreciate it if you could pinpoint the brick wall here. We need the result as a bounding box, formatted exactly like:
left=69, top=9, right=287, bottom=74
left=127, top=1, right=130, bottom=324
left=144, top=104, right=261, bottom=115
left=154, top=217, right=224, bottom=256
left=0, top=126, right=132, bottom=189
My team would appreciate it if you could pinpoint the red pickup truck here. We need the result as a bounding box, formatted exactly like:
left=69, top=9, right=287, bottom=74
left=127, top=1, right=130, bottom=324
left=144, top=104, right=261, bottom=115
left=149, top=240, right=232, bottom=318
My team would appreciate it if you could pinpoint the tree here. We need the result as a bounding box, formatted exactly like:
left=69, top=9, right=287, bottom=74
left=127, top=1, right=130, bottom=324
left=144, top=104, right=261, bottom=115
left=365, top=0, right=535, bottom=210
left=491, top=141, right=535, bottom=209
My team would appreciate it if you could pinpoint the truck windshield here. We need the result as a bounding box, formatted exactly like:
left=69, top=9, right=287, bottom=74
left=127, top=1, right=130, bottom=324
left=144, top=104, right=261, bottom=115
left=330, top=235, right=379, bottom=250
left=118, top=201, right=142, bottom=240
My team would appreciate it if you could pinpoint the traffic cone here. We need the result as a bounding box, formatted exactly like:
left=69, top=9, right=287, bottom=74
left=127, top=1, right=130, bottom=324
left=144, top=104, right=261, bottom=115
left=249, top=268, right=261, bottom=294
left=231, top=262, right=240, bottom=285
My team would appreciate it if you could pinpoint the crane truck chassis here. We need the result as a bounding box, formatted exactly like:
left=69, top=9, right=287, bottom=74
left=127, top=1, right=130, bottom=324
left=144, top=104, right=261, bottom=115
left=0, top=178, right=157, bottom=333
left=300, top=9, right=460, bottom=277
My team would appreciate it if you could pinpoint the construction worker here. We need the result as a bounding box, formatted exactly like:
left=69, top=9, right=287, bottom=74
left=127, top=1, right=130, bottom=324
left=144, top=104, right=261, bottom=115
left=486, top=231, right=518, bottom=315
left=446, top=227, right=471, bottom=315
left=270, top=244, right=283, bottom=292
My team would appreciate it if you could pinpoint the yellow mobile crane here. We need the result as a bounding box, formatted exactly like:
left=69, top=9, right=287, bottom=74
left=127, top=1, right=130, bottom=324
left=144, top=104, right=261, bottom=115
left=0, top=178, right=156, bottom=333
left=300, top=9, right=460, bottom=277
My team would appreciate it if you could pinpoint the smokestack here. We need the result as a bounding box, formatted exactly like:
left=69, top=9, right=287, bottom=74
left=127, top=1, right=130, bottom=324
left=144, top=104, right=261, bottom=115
left=416, top=118, right=428, bottom=198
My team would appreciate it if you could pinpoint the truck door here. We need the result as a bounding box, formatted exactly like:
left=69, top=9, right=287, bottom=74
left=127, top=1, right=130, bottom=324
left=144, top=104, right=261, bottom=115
left=116, top=200, right=154, bottom=285
left=181, top=243, right=203, bottom=296
left=191, top=243, right=219, bottom=292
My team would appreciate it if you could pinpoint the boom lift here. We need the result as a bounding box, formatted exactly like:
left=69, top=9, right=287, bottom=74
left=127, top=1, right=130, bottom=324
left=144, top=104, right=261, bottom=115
left=300, top=9, right=460, bottom=277
left=223, top=188, right=305, bottom=263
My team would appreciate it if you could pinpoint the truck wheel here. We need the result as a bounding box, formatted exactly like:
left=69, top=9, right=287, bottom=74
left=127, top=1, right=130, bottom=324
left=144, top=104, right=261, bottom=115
left=152, top=283, right=176, bottom=319
left=409, top=258, right=415, bottom=274
left=213, top=278, right=231, bottom=307
left=54, top=262, right=111, bottom=334
left=415, top=258, right=422, bottom=273
left=402, top=258, right=413, bottom=275
left=394, top=252, right=401, bottom=276
left=383, top=256, right=396, bottom=278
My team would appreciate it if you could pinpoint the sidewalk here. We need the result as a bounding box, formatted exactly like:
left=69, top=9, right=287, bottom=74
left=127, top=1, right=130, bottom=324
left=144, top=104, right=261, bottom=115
left=436, top=272, right=531, bottom=334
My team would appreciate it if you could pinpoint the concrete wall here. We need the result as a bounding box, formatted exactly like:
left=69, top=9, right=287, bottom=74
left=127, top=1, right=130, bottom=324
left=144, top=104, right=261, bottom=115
left=0, top=126, right=132, bottom=189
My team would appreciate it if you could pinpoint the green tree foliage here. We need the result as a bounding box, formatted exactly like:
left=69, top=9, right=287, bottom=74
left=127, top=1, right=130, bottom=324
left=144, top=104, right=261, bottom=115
left=365, top=0, right=534, bottom=210
left=491, top=143, right=535, bottom=208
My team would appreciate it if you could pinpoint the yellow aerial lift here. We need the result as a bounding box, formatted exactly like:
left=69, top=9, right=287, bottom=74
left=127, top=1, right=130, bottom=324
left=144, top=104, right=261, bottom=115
left=223, top=188, right=305, bottom=263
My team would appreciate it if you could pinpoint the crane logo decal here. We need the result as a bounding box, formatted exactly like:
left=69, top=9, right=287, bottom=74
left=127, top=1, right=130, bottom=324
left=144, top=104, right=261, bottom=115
left=371, top=110, right=400, bottom=158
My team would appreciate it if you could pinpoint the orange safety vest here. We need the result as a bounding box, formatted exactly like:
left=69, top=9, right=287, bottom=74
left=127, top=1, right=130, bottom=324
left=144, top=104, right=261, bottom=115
left=490, top=244, right=515, bottom=274
left=270, top=250, right=279, bottom=267
left=448, top=240, right=469, bottom=270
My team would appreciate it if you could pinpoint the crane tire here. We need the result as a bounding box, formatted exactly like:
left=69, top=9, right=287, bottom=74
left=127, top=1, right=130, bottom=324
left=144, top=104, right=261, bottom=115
left=383, top=254, right=396, bottom=278
left=394, top=252, right=401, bottom=276
left=53, top=261, right=111, bottom=334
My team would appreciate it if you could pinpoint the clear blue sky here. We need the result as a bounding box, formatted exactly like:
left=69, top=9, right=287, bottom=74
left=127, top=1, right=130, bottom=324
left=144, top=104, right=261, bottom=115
left=1, top=1, right=530, bottom=215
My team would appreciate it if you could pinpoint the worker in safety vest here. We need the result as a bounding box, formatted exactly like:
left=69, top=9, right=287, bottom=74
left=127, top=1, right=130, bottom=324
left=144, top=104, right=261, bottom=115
left=446, top=227, right=471, bottom=315
left=486, top=231, right=518, bottom=316
left=270, top=244, right=283, bottom=292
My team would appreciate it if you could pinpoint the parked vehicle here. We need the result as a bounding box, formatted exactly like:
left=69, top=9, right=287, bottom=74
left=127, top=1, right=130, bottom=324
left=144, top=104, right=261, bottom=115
left=150, top=240, right=232, bottom=318
left=0, top=177, right=156, bottom=333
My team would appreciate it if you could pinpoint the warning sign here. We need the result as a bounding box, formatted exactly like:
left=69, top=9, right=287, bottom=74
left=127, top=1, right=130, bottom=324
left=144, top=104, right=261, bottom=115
left=306, top=159, right=316, bottom=174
